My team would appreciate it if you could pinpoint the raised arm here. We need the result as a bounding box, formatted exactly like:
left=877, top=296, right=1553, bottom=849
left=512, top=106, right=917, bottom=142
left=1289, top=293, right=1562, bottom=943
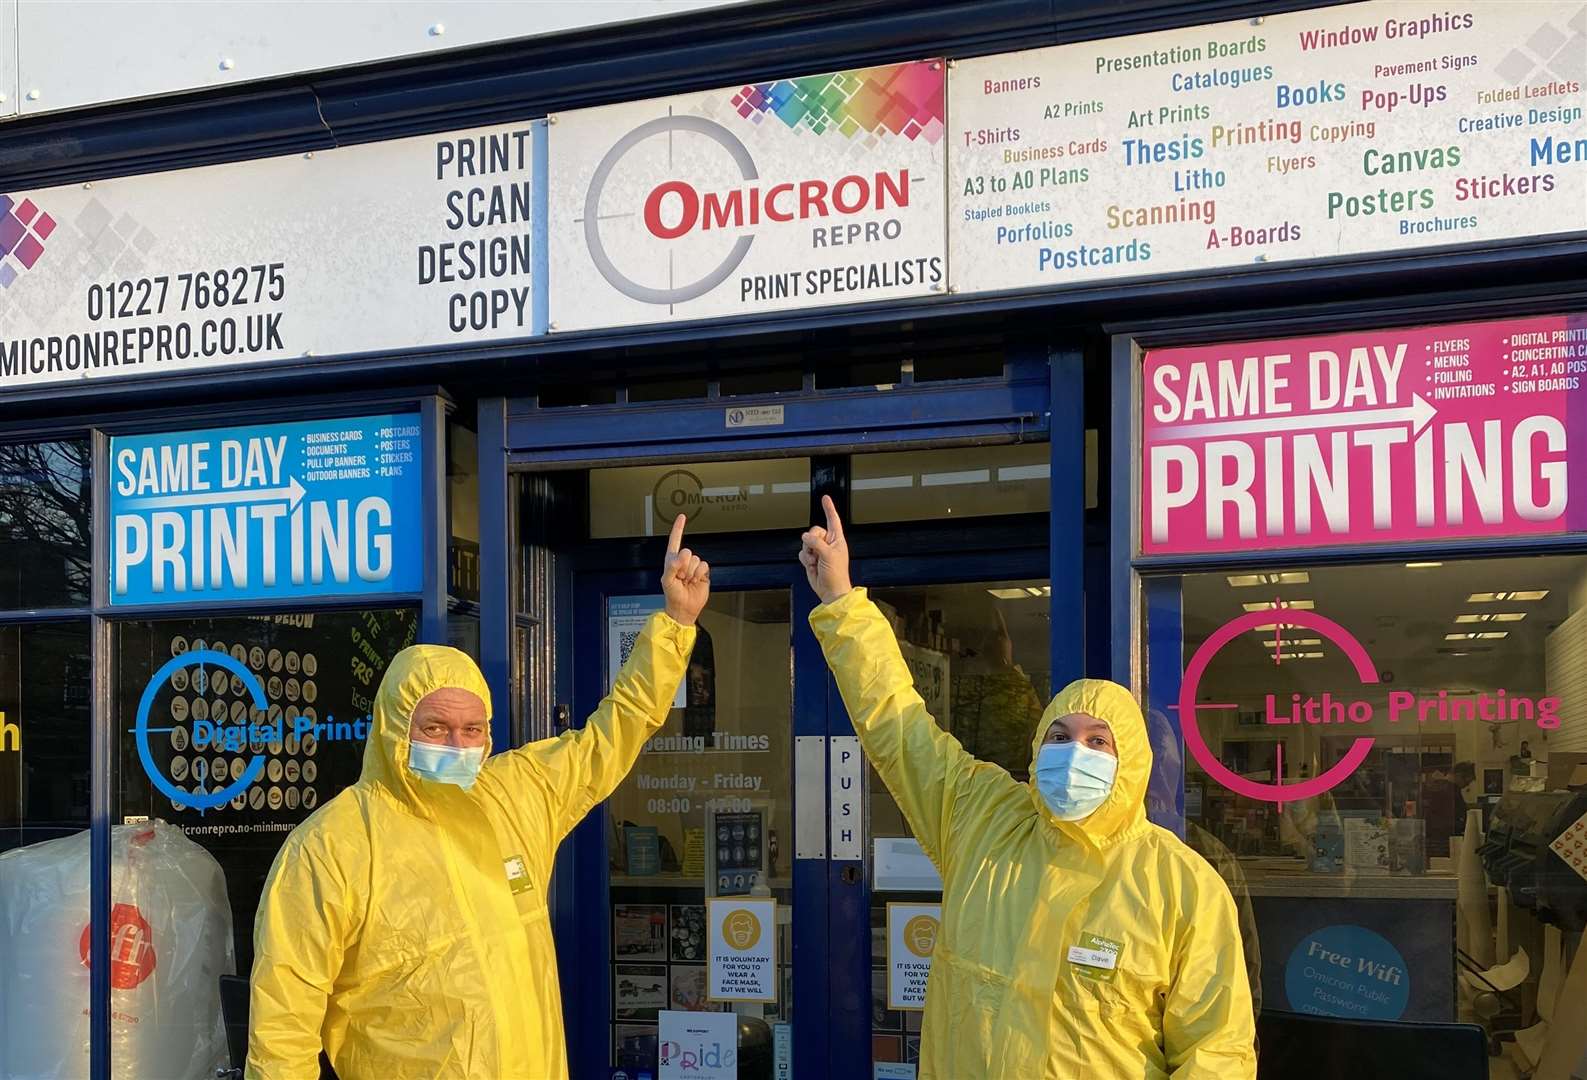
left=507, top=515, right=705, bottom=843
left=802, top=497, right=1010, bottom=869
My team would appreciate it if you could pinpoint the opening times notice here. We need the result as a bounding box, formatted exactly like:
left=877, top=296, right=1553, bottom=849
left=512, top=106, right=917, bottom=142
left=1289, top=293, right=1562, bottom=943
left=949, top=0, right=1586, bottom=294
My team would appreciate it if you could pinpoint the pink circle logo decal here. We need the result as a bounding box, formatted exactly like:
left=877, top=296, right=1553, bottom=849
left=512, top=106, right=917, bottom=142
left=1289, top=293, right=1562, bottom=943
left=1178, top=609, right=1378, bottom=803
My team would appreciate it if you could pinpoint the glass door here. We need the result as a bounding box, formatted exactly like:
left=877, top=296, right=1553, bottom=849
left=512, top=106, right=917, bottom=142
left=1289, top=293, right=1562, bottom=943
left=574, top=570, right=820, bottom=1080
left=856, top=578, right=1053, bottom=1075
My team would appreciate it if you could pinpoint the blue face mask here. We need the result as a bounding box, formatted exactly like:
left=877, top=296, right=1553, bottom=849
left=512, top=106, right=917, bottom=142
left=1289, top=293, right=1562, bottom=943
left=408, top=741, right=485, bottom=791
left=1034, top=741, right=1118, bottom=821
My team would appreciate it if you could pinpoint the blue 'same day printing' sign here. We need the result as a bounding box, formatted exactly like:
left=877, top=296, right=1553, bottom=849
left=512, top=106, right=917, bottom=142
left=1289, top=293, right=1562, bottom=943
left=110, top=414, right=423, bottom=605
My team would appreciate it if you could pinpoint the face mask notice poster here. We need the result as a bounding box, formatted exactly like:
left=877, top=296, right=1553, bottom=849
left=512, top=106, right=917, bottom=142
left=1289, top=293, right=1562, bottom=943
left=948, top=0, right=1586, bottom=294
left=116, top=609, right=417, bottom=960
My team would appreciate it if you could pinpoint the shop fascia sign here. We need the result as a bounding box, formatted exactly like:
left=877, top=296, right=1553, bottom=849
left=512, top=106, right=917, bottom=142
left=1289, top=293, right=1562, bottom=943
left=1140, top=313, right=1587, bottom=556
left=0, top=122, right=545, bottom=392
left=548, top=58, right=947, bottom=330
left=1179, top=606, right=1560, bottom=805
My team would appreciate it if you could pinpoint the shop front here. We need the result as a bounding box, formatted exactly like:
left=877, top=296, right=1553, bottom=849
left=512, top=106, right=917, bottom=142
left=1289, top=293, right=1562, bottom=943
left=0, top=1, right=1584, bottom=1079
left=1120, top=309, right=1587, bottom=1076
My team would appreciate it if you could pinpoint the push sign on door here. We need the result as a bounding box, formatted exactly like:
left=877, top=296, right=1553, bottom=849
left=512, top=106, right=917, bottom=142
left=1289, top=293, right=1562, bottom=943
left=110, top=414, right=423, bottom=604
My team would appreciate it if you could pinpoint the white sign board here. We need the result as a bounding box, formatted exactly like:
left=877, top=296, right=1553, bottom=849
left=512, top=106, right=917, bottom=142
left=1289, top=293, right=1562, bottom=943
left=707, top=897, right=777, bottom=1002
left=0, top=121, right=543, bottom=392
left=949, top=0, right=1587, bottom=295
left=886, top=903, right=941, bottom=1010
left=874, top=836, right=943, bottom=892
left=659, top=1009, right=740, bottom=1080
left=549, top=59, right=947, bottom=330
left=16, top=3, right=746, bottom=117
left=830, top=735, right=863, bottom=860
left=608, top=595, right=686, bottom=708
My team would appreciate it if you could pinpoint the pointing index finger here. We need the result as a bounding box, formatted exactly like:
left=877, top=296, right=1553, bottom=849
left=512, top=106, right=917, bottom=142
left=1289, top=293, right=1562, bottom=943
left=667, top=514, right=687, bottom=555
left=822, top=494, right=844, bottom=543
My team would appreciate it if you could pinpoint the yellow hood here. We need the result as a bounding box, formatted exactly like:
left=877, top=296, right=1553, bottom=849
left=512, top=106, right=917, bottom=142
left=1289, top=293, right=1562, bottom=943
left=362, top=644, right=494, bottom=815
left=1028, top=678, right=1152, bottom=848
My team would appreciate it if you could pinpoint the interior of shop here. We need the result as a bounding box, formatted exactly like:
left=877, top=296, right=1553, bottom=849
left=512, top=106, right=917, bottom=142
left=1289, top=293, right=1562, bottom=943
left=1165, top=555, right=1587, bottom=1077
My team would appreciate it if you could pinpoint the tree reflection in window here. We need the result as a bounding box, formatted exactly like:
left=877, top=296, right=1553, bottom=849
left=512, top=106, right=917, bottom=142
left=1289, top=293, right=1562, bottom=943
left=0, top=440, right=90, bottom=609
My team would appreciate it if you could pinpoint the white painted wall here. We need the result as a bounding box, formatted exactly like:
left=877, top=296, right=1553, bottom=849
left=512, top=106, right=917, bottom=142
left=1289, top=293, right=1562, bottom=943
left=0, top=0, right=748, bottom=118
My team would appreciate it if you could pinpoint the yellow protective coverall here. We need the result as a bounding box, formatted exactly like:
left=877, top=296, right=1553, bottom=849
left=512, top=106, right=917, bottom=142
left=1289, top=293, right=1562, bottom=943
left=247, top=613, right=695, bottom=1080
left=811, top=589, right=1256, bottom=1080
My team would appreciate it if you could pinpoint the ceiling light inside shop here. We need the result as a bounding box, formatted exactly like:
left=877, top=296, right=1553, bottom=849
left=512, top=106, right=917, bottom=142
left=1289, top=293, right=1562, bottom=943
left=1227, top=571, right=1311, bottom=587
left=987, top=588, right=1028, bottom=600
left=1406, top=562, right=1443, bottom=568
left=1277, top=651, right=1324, bottom=660
left=1242, top=600, right=1316, bottom=612
left=1468, top=590, right=1549, bottom=602
left=1446, top=631, right=1510, bottom=641
left=1455, top=613, right=1527, bottom=624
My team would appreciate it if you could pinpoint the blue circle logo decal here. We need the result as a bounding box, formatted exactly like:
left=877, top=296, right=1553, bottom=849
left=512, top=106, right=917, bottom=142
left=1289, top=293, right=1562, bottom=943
left=1284, top=924, right=1409, bottom=1020
left=136, top=649, right=268, bottom=811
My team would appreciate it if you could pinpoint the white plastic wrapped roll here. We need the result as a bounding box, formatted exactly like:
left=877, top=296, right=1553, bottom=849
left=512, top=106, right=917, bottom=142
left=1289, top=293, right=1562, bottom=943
left=0, top=821, right=234, bottom=1079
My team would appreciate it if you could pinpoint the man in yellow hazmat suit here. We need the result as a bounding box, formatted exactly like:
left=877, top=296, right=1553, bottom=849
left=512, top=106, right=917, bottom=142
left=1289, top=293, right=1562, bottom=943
left=247, top=516, right=710, bottom=1080
left=800, top=497, right=1256, bottom=1079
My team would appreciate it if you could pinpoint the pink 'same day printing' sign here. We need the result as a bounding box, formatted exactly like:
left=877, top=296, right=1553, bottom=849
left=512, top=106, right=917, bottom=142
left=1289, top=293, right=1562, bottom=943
left=1141, top=313, right=1587, bottom=555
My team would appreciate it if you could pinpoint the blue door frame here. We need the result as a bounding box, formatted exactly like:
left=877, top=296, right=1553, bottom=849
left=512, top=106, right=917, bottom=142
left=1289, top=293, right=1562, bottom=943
left=567, top=560, right=831, bottom=1078
left=563, top=532, right=1054, bottom=1080
left=475, top=343, right=1085, bottom=1077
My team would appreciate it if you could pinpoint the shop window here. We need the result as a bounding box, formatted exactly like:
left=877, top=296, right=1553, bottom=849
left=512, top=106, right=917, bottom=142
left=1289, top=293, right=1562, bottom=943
left=0, top=622, right=95, bottom=1077
left=0, top=440, right=91, bottom=610
left=850, top=443, right=1050, bottom=525
left=109, top=604, right=418, bottom=1064
left=814, top=359, right=902, bottom=390
left=1146, top=554, right=1587, bottom=1039
left=912, top=351, right=1005, bottom=382
left=538, top=383, right=620, bottom=408
left=628, top=378, right=711, bottom=404
left=590, top=458, right=812, bottom=539
left=0, top=622, right=92, bottom=850
left=719, top=368, right=804, bottom=397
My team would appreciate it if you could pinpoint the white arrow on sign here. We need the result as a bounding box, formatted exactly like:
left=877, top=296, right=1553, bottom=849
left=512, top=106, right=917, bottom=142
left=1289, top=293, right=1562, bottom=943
left=120, top=476, right=307, bottom=511
left=1154, top=394, right=1437, bottom=441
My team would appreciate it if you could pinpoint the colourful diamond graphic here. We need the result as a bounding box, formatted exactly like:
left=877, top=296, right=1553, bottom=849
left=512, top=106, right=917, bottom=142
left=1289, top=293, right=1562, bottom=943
left=15, top=234, right=44, bottom=269
left=0, top=215, right=23, bottom=255
left=721, top=60, right=945, bottom=145
left=0, top=193, right=56, bottom=278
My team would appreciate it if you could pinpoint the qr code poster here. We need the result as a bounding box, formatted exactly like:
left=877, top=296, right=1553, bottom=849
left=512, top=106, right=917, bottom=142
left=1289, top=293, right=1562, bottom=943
left=1550, top=809, right=1587, bottom=885
left=608, top=595, right=685, bottom=709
